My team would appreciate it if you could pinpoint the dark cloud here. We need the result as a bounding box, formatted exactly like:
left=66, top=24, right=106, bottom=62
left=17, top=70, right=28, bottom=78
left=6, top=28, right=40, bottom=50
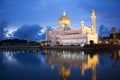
left=13, top=24, right=45, bottom=41
left=0, top=21, right=8, bottom=40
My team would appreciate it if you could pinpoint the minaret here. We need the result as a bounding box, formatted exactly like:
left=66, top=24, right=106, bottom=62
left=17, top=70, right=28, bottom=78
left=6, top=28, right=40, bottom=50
left=46, top=26, right=49, bottom=41
left=91, top=10, right=96, bottom=33
left=80, top=20, right=84, bottom=34
left=52, top=25, right=54, bottom=33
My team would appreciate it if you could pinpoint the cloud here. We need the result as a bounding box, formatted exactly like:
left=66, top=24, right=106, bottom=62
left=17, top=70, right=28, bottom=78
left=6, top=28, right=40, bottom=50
left=0, top=21, right=8, bottom=39
left=0, top=0, right=120, bottom=33
left=13, top=24, right=45, bottom=41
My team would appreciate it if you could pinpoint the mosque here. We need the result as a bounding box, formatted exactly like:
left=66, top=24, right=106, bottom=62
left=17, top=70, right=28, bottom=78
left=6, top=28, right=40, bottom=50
left=46, top=10, right=98, bottom=45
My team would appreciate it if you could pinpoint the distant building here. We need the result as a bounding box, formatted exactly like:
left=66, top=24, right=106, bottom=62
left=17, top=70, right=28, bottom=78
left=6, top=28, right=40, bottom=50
left=46, top=10, right=98, bottom=45
left=99, top=32, right=120, bottom=44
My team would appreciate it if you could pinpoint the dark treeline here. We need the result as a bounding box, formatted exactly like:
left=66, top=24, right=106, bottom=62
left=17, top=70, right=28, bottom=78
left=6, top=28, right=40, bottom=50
left=0, top=39, right=40, bottom=46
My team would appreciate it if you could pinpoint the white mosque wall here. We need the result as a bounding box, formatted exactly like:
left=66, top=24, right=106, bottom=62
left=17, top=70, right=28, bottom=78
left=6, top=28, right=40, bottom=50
left=87, top=33, right=98, bottom=44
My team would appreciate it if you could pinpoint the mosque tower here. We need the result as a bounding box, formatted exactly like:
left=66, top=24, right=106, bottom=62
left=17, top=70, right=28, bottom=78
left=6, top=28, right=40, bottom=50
left=80, top=20, right=84, bottom=34
left=46, top=26, right=49, bottom=41
left=91, top=10, right=96, bottom=33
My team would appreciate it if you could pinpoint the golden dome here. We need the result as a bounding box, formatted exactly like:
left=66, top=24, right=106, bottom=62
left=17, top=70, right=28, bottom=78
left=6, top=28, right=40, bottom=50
left=59, top=16, right=70, bottom=20
left=59, top=15, right=70, bottom=20
left=59, top=11, right=70, bottom=21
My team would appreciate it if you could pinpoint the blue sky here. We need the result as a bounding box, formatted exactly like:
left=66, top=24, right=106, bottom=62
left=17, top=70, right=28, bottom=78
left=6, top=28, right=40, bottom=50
left=0, top=0, right=120, bottom=41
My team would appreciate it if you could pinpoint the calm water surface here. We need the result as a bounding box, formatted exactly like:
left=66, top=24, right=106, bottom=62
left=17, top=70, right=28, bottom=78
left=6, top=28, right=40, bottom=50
left=0, top=50, right=120, bottom=80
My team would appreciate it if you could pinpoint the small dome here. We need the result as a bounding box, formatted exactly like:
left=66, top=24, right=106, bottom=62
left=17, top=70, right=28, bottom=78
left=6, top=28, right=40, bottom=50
left=80, top=20, right=84, bottom=24
left=92, top=10, right=96, bottom=16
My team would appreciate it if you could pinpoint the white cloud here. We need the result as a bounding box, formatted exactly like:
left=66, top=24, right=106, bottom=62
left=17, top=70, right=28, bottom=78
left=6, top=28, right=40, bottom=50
left=4, top=26, right=18, bottom=38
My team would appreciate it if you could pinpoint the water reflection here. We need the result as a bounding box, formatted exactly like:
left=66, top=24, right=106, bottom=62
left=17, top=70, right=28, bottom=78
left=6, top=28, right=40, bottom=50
left=3, top=51, right=18, bottom=64
left=0, top=51, right=45, bottom=66
left=110, top=50, right=120, bottom=68
left=0, top=50, right=120, bottom=80
left=44, top=50, right=98, bottom=80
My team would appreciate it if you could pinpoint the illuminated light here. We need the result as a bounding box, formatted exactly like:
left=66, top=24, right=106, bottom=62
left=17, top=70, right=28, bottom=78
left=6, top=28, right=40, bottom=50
left=61, top=39, right=87, bottom=45
left=41, top=43, right=44, bottom=47
left=99, top=41, right=101, bottom=43
left=45, top=43, right=48, bottom=46
left=51, top=64, right=55, bottom=70
left=61, top=53, right=86, bottom=60
left=119, top=50, right=120, bottom=56
left=106, top=41, right=108, bottom=44
left=62, top=66, right=65, bottom=71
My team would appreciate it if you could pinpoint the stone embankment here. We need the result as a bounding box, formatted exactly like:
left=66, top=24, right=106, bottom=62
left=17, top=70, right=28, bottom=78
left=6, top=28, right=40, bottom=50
left=42, top=44, right=120, bottom=51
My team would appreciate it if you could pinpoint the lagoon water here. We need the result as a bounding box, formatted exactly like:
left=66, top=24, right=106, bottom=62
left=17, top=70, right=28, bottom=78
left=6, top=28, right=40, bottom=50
left=0, top=50, right=120, bottom=80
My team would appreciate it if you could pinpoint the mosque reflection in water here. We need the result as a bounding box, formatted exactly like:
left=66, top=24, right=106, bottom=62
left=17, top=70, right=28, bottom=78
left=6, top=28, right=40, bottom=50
left=44, top=50, right=98, bottom=80
left=1, top=50, right=120, bottom=80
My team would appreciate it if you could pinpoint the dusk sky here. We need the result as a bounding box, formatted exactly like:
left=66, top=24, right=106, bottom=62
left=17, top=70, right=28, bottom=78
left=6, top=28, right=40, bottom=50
left=0, top=0, right=120, bottom=41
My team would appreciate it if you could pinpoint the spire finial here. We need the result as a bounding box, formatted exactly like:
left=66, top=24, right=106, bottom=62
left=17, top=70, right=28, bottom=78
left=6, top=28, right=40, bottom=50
left=63, top=10, right=66, bottom=16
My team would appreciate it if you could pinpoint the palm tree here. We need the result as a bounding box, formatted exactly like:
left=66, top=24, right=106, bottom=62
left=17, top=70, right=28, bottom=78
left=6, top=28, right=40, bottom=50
left=111, top=27, right=116, bottom=40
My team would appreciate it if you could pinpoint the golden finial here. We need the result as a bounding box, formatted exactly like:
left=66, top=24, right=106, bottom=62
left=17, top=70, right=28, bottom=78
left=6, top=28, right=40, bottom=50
left=63, top=10, right=66, bottom=16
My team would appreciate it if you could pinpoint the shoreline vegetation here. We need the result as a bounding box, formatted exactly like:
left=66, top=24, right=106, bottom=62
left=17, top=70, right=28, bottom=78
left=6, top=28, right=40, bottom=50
left=0, top=39, right=41, bottom=51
